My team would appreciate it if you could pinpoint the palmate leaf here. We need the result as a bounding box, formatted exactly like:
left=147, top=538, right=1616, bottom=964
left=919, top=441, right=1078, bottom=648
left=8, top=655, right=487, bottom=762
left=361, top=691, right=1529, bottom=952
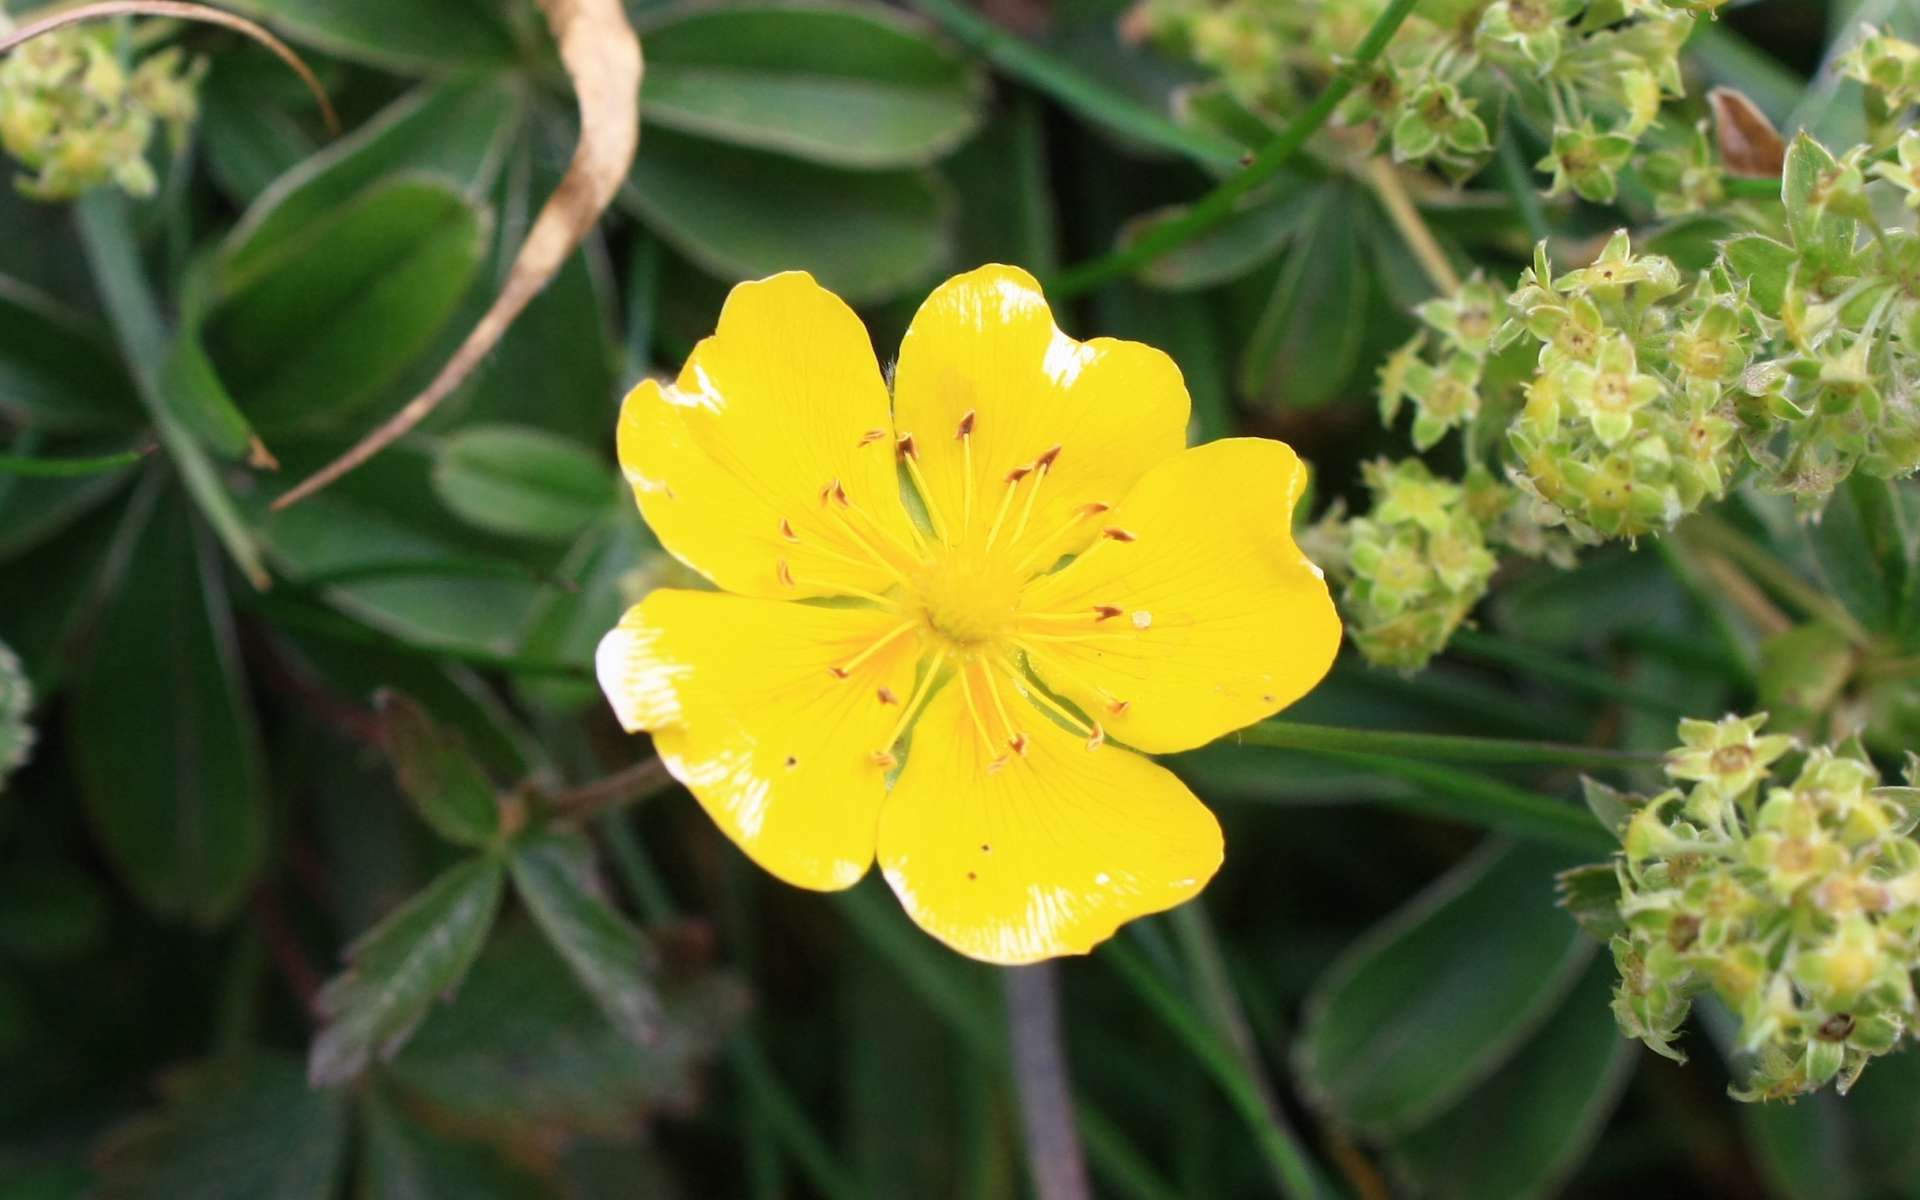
left=376, top=690, right=501, bottom=849
left=93, top=1054, right=349, bottom=1200
left=509, top=831, right=664, bottom=1046
left=432, top=425, right=617, bottom=544
left=309, top=855, right=505, bottom=1086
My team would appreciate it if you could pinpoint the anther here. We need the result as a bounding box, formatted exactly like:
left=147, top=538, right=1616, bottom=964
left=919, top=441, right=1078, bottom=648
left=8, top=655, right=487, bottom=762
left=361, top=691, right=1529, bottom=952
left=877, top=687, right=898, bottom=705
left=1103, top=527, right=1137, bottom=542
left=1036, top=445, right=1062, bottom=470
left=858, top=428, right=886, bottom=447
left=956, top=410, right=975, bottom=438
left=871, top=750, right=898, bottom=770
left=1109, top=699, right=1130, bottom=715
left=1009, top=732, right=1028, bottom=756
left=776, top=559, right=796, bottom=587
left=897, top=434, right=918, bottom=460
left=1006, top=464, right=1033, bottom=484
left=1086, top=723, right=1105, bottom=751
left=832, top=480, right=850, bottom=507
left=1093, top=605, right=1123, bottom=621
left=779, top=517, right=798, bottom=542
left=828, top=666, right=850, bottom=679
left=1080, top=502, right=1110, bottom=517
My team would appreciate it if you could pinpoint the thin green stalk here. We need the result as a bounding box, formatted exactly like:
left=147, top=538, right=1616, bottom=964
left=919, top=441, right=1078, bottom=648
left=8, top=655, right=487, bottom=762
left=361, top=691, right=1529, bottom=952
left=1307, top=750, right=1614, bottom=853
left=1104, top=938, right=1331, bottom=1200
left=1237, top=719, right=1657, bottom=768
left=903, top=0, right=1241, bottom=172
left=1048, top=0, right=1422, bottom=296
left=832, top=888, right=1183, bottom=1200
left=1168, top=904, right=1327, bottom=1199
left=1650, top=536, right=1760, bottom=685
left=1685, top=514, right=1873, bottom=647
left=1497, top=130, right=1550, bottom=243
left=1448, top=629, right=1691, bottom=717
left=0, top=447, right=151, bottom=477
left=730, top=1036, right=868, bottom=1200
left=72, top=190, right=270, bottom=588
left=600, top=810, right=678, bottom=922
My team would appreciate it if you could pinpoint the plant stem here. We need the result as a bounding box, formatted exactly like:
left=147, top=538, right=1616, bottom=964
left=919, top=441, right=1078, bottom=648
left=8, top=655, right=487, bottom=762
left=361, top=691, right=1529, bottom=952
left=903, top=0, right=1242, bottom=172
left=1003, top=964, right=1092, bottom=1200
left=1448, top=629, right=1691, bottom=717
left=0, top=446, right=152, bottom=477
left=73, top=190, right=271, bottom=588
left=1308, top=749, right=1615, bottom=853
left=1168, top=904, right=1326, bottom=1199
left=731, top=1035, right=868, bottom=1200
left=1105, top=938, right=1331, bottom=1200
left=1048, top=0, right=1422, bottom=296
left=543, top=756, right=673, bottom=819
left=1685, top=514, right=1872, bottom=646
left=1497, top=130, right=1550, bottom=243
left=1364, top=157, right=1460, bottom=294
left=1237, top=719, right=1657, bottom=768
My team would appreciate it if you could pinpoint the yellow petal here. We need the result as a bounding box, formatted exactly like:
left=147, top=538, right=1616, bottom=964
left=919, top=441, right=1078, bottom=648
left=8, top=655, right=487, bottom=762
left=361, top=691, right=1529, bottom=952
left=1017, top=438, right=1341, bottom=754
left=877, top=665, right=1223, bottom=964
left=617, top=272, right=921, bottom=600
left=891, top=264, right=1188, bottom=566
left=597, top=589, right=924, bottom=891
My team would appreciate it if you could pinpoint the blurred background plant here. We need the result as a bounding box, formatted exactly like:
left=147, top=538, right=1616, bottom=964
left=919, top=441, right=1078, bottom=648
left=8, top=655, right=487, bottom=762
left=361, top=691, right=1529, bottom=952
left=1, top=0, right=1919, bottom=1196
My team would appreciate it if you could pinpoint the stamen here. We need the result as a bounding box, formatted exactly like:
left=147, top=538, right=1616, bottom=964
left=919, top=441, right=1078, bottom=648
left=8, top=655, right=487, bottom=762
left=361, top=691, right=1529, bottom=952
left=978, top=664, right=1024, bottom=753
left=827, top=620, right=917, bottom=679
left=957, top=411, right=976, bottom=533
left=779, top=517, right=798, bottom=542
left=1010, top=501, right=1110, bottom=576
left=1000, top=659, right=1096, bottom=741
left=858, top=428, right=886, bottom=447
left=816, top=479, right=916, bottom=581
left=897, top=433, right=951, bottom=546
left=1021, top=605, right=1124, bottom=624
left=1103, top=527, right=1138, bottom=542
left=957, top=667, right=1000, bottom=761
left=1005, top=445, right=1060, bottom=549
left=789, top=574, right=897, bottom=606
left=875, top=647, right=948, bottom=766
left=777, top=559, right=796, bottom=588
left=877, top=686, right=898, bottom=705
left=1008, top=644, right=1131, bottom=721
left=981, top=464, right=1031, bottom=553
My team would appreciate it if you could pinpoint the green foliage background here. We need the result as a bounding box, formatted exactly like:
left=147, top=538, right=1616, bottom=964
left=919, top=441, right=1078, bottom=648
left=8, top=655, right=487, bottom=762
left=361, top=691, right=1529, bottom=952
left=1, top=0, right=1918, bottom=1196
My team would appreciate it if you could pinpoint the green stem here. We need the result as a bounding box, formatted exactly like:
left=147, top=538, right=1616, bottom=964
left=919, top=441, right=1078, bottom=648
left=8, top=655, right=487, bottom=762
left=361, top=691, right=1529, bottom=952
left=730, top=1036, right=868, bottom=1200
left=72, top=190, right=270, bottom=588
left=833, top=887, right=1184, bottom=1200
left=1168, top=904, right=1330, bottom=1199
left=0, top=446, right=151, bottom=477
left=1685, top=514, right=1873, bottom=647
left=1003, top=964, right=1092, bottom=1200
left=1104, top=938, right=1330, bottom=1200
left=1448, top=629, right=1691, bottom=717
left=1497, top=129, right=1550, bottom=243
left=1237, top=719, right=1656, bottom=768
left=1047, top=0, right=1422, bottom=296
left=903, top=0, right=1242, bottom=172
left=1308, top=750, right=1614, bottom=853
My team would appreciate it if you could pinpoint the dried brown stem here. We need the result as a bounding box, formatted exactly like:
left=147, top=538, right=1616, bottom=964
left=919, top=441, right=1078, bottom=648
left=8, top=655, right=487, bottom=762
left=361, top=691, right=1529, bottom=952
left=0, top=1, right=339, bottom=134
left=271, top=0, right=642, bottom=511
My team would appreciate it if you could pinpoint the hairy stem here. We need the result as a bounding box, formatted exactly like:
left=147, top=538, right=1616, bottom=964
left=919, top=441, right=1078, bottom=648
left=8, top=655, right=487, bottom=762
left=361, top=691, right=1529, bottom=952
left=1004, top=964, right=1093, bottom=1200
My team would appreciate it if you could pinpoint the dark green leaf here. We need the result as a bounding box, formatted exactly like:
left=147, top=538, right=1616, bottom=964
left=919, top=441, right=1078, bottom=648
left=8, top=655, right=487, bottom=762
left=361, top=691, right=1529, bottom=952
left=361, top=1088, right=546, bottom=1200
left=639, top=0, right=983, bottom=168
left=309, top=855, right=505, bottom=1085
left=1740, top=1026, right=1920, bottom=1199
left=515, top=514, right=651, bottom=710
left=0, top=279, right=140, bottom=434
left=1555, top=863, right=1626, bottom=943
left=205, top=177, right=489, bottom=436
left=1123, top=185, right=1313, bottom=292
left=0, top=862, right=107, bottom=962
left=1295, top=841, right=1592, bottom=1134
left=432, top=426, right=616, bottom=543
left=389, top=923, right=746, bottom=1135
left=69, top=488, right=267, bottom=925
left=1388, top=960, right=1633, bottom=1200
left=219, top=78, right=522, bottom=287
left=627, top=129, right=951, bottom=303
left=162, top=331, right=253, bottom=462
left=1239, top=188, right=1366, bottom=409
left=1802, top=474, right=1915, bottom=635
left=376, top=691, right=500, bottom=848
left=509, top=831, right=663, bottom=1046
left=217, top=0, right=518, bottom=73
left=92, top=1055, right=349, bottom=1200
left=198, top=52, right=322, bottom=206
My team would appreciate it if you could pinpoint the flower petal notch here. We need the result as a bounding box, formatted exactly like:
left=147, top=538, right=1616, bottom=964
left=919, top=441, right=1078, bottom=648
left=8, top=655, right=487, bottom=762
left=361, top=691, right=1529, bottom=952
left=598, top=264, right=1342, bottom=964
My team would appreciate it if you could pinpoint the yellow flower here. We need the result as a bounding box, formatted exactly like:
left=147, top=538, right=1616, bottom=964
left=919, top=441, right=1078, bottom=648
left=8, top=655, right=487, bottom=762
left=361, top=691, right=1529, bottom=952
left=596, top=266, right=1341, bottom=963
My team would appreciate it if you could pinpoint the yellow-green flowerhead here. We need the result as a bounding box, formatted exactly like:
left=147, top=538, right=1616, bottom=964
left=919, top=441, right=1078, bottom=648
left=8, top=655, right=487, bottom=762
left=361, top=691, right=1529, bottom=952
left=595, top=266, right=1341, bottom=963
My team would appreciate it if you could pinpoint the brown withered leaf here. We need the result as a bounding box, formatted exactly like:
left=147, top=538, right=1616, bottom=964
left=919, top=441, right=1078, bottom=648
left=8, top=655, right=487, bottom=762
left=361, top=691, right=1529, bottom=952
left=272, top=0, right=642, bottom=511
left=1709, top=87, right=1786, bottom=179
left=0, top=1, right=338, bottom=133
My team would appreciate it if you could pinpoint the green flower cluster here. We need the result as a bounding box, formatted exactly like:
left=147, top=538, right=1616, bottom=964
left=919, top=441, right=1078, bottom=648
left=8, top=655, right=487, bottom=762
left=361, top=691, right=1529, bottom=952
left=1840, top=26, right=1920, bottom=148
left=0, top=639, right=32, bottom=794
left=1583, top=714, right=1920, bottom=1100
left=1313, top=458, right=1500, bottom=671
left=1133, top=0, right=1700, bottom=195
left=0, top=16, right=203, bottom=201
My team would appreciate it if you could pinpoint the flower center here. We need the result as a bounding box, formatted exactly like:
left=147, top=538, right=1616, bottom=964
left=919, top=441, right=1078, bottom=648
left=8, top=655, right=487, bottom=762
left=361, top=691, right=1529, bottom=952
left=909, top=550, right=1023, bottom=652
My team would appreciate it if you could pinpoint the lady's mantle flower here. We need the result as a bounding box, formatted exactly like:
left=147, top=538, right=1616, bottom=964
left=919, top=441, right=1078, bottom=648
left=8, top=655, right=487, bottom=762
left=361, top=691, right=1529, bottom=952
left=596, top=267, right=1341, bottom=963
